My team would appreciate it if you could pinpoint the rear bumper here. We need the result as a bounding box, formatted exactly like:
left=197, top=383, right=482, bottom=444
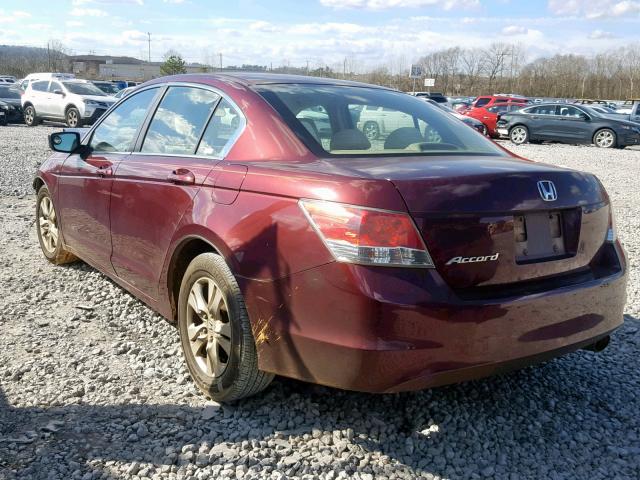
left=243, top=241, right=627, bottom=393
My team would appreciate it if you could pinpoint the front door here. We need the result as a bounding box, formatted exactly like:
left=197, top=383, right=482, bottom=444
left=556, top=105, right=592, bottom=142
left=56, top=87, right=161, bottom=273
left=109, top=85, right=235, bottom=300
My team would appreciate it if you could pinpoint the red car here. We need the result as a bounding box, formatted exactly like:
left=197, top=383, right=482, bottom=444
left=460, top=95, right=529, bottom=114
left=465, top=103, right=526, bottom=137
left=35, top=74, right=627, bottom=401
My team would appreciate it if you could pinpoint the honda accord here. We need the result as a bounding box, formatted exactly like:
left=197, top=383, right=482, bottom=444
left=35, top=73, right=627, bottom=401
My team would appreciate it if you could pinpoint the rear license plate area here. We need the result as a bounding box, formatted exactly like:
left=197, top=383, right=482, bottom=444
left=514, top=211, right=565, bottom=263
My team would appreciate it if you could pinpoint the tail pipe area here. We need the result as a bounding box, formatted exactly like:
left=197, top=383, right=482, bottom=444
left=582, top=335, right=610, bottom=352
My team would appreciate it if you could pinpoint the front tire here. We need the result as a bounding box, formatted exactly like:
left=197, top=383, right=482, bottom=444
left=65, top=107, right=83, bottom=128
left=593, top=129, right=616, bottom=148
left=178, top=253, right=273, bottom=402
left=509, top=125, right=529, bottom=145
left=36, top=187, right=77, bottom=265
left=24, top=105, right=39, bottom=127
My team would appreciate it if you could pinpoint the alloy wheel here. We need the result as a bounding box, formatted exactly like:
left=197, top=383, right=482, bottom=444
left=38, top=196, right=58, bottom=254
left=25, top=107, right=34, bottom=125
left=595, top=130, right=614, bottom=148
left=186, top=277, right=232, bottom=378
left=511, top=127, right=527, bottom=144
left=67, top=110, right=78, bottom=127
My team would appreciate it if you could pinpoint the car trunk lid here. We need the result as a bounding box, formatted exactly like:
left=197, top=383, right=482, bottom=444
left=337, top=155, right=610, bottom=290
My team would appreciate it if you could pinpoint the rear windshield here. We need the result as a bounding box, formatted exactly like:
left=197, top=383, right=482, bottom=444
left=0, top=86, right=20, bottom=99
left=258, top=84, right=505, bottom=157
left=63, top=82, right=106, bottom=96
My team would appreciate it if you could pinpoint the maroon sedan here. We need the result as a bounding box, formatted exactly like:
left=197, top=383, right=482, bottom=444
left=35, top=74, right=627, bottom=401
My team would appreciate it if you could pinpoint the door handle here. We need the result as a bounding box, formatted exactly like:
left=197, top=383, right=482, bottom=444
left=167, top=169, right=195, bottom=185
left=97, top=165, right=113, bottom=177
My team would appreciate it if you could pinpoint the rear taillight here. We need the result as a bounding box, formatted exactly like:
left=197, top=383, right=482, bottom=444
left=607, top=206, right=616, bottom=243
left=299, top=199, right=434, bottom=267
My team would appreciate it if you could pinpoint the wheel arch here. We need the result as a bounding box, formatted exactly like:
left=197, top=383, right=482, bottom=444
left=33, top=176, right=46, bottom=193
left=65, top=103, right=80, bottom=114
left=165, top=234, right=226, bottom=322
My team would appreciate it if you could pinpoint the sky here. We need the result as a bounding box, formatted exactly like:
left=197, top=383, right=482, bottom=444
left=0, top=0, right=638, bottom=71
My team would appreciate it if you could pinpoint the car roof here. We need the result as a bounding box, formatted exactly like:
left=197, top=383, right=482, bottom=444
left=160, top=72, right=391, bottom=90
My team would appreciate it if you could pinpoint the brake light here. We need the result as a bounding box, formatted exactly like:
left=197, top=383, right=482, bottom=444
left=607, top=206, right=616, bottom=243
left=299, top=199, right=434, bottom=267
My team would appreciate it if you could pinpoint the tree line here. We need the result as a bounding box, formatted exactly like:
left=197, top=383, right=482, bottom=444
left=2, top=42, right=640, bottom=100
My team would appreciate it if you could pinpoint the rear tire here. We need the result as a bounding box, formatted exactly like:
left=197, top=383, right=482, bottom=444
left=36, top=186, right=78, bottom=265
left=509, top=125, right=529, bottom=145
left=593, top=128, right=616, bottom=148
left=177, top=252, right=273, bottom=402
left=24, top=105, right=39, bottom=127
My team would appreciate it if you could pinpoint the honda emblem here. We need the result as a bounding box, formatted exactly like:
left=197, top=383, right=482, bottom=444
left=537, top=180, right=557, bottom=202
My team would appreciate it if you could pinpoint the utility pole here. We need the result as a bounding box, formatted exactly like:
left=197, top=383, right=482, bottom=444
left=47, top=41, right=51, bottom=70
left=343, top=58, right=346, bottom=79
left=219, top=53, right=223, bottom=70
left=147, top=32, right=151, bottom=62
left=306, top=60, right=309, bottom=74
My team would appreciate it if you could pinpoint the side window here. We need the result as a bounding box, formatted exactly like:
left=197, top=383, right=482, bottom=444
left=558, top=106, right=583, bottom=117
left=91, top=88, right=158, bottom=153
left=48, top=81, right=63, bottom=93
left=475, top=97, right=490, bottom=107
left=196, top=98, right=243, bottom=157
left=32, top=81, right=49, bottom=92
left=529, top=105, right=557, bottom=115
left=141, top=87, right=220, bottom=155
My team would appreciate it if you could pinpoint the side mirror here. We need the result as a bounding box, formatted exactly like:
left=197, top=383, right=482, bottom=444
left=49, top=131, right=80, bottom=153
left=581, top=114, right=590, bottom=121
left=53, top=89, right=65, bottom=96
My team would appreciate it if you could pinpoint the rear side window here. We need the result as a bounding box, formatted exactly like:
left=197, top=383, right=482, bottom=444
left=32, top=81, right=49, bottom=92
left=91, top=88, right=159, bottom=153
left=527, top=105, right=558, bottom=115
left=142, top=87, right=220, bottom=155
left=475, top=97, right=490, bottom=107
left=196, top=98, right=243, bottom=157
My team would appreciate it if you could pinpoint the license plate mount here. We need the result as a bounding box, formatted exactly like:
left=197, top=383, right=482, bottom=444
left=514, top=211, right=565, bottom=263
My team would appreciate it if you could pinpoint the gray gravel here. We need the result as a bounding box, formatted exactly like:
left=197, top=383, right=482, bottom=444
left=0, top=125, right=639, bottom=480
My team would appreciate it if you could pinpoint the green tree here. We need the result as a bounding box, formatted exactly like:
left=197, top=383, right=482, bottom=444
left=160, top=52, right=187, bottom=75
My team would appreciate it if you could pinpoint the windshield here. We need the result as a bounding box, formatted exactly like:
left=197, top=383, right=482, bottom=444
left=63, top=82, right=106, bottom=96
left=258, top=84, right=504, bottom=157
left=93, top=82, right=119, bottom=95
left=0, top=86, right=20, bottom=99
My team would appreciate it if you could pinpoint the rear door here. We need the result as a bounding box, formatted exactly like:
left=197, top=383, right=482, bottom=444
left=29, top=80, right=51, bottom=115
left=108, top=85, right=243, bottom=300
left=56, top=87, right=161, bottom=272
left=526, top=105, right=559, bottom=138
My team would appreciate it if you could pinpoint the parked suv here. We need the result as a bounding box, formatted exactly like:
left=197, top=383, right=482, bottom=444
left=22, top=78, right=115, bottom=127
left=460, top=95, right=529, bottom=114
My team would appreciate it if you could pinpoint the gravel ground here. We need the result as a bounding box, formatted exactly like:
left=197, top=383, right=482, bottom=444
left=0, top=125, right=639, bottom=480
